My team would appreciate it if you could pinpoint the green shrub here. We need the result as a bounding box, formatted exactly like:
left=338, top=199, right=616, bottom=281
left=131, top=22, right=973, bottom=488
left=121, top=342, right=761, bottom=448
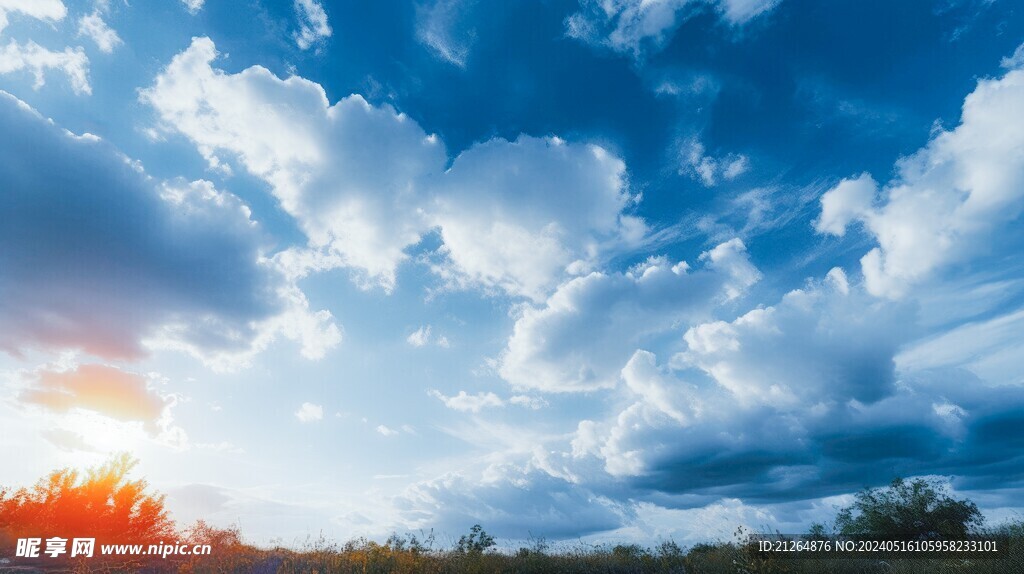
left=835, top=477, right=983, bottom=541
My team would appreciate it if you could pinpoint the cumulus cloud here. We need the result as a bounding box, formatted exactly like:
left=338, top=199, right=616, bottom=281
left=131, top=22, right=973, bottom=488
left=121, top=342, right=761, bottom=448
left=143, top=38, right=643, bottom=300
left=388, top=260, right=1023, bottom=531
left=815, top=61, right=1024, bottom=298
left=428, top=390, right=504, bottom=412
left=141, top=38, right=445, bottom=291
left=499, top=239, right=759, bottom=392
left=621, top=350, right=695, bottom=424
left=566, top=0, right=780, bottom=57
left=680, top=268, right=913, bottom=406
left=814, top=173, right=876, bottom=237
left=295, top=402, right=324, bottom=422
left=0, top=40, right=90, bottom=94
left=78, top=11, right=122, bottom=53
left=430, top=136, right=641, bottom=301
left=0, top=0, right=66, bottom=33
left=294, top=0, right=331, bottom=50
left=376, top=424, right=400, bottom=436
left=0, top=93, right=339, bottom=367
left=557, top=269, right=1024, bottom=503
left=394, top=466, right=627, bottom=538
left=0, top=3, right=88, bottom=95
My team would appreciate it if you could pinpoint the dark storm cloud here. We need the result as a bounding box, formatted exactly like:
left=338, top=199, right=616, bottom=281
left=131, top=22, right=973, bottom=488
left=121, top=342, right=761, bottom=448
left=0, top=92, right=281, bottom=359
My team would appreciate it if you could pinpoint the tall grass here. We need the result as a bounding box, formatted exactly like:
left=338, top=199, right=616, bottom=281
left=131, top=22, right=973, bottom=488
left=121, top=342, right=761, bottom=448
left=153, top=526, right=1023, bottom=574
left=2, top=456, right=1021, bottom=573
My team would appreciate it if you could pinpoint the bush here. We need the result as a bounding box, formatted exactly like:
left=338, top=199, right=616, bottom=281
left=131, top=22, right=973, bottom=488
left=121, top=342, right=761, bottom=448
left=834, top=477, right=983, bottom=540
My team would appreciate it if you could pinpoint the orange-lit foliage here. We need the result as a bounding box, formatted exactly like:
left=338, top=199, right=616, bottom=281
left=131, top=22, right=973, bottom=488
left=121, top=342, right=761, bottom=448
left=0, top=453, right=174, bottom=550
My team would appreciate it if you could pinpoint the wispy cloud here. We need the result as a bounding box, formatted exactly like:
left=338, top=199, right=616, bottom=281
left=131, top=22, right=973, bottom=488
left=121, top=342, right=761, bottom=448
left=294, top=0, right=331, bottom=50
left=78, top=11, right=122, bottom=53
left=566, top=0, right=781, bottom=57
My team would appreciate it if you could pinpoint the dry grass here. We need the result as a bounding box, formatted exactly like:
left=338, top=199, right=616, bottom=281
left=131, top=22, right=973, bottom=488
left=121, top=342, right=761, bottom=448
left=2, top=457, right=1021, bottom=573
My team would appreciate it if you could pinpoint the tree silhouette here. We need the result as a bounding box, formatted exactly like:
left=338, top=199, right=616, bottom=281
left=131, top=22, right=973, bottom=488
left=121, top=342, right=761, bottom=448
left=0, top=453, right=174, bottom=549
left=835, top=477, right=983, bottom=541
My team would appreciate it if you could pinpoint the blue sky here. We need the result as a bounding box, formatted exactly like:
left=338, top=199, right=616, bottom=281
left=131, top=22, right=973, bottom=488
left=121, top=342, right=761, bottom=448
left=2, top=0, right=1024, bottom=546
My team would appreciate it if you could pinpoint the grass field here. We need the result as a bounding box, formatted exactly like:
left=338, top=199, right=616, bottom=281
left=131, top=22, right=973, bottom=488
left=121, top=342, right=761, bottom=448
left=3, top=458, right=1021, bottom=573
left=5, top=528, right=1019, bottom=573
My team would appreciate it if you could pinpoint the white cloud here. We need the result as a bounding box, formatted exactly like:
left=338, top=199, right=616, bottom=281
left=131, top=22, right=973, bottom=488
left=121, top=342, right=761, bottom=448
left=576, top=349, right=1024, bottom=503
left=680, top=138, right=749, bottom=187
left=816, top=62, right=1024, bottom=298
left=294, top=0, right=331, bottom=50
left=722, top=154, right=750, bottom=180
left=404, top=317, right=1023, bottom=535
left=78, top=11, right=122, bottom=53
left=621, top=350, right=695, bottom=424
left=428, top=389, right=504, bottom=412
left=295, top=402, right=324, bottom=422
left=0, top=0, right=66, bottom=33
left=143, top=38, right=645, bottom=300
left=408, top=326, right=431, bottom=347
left=679, top=268, right=913, bottom=407
left=580, top=351, right=712, bottom=477
left=0, top=94, right=340, bottom=367
left=719, top=0, right=779, bottom=24
left=566, top=0, right=781, bottom=57
left=1001, top=42, right=1024, bottom=69
left=406, top=325, right=449, bottom=348
left=180, top=0, right=204, bottom=13
left=430, top=136, right=642, bottom=301
left=499, top=239, right=759, bottom=392
left=562, top=268, right=1016, bottom=498
left=142, top=38, right=444, bottom=291
left=814, top=173, right=875, bottom=237
left=376, top=424, right=399, bottom=436
left=0, top=40, right=90, bottom=94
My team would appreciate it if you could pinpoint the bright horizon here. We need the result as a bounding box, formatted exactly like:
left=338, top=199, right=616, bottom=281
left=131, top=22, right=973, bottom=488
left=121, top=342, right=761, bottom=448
left=2, top=0, right=1024, bottom=549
